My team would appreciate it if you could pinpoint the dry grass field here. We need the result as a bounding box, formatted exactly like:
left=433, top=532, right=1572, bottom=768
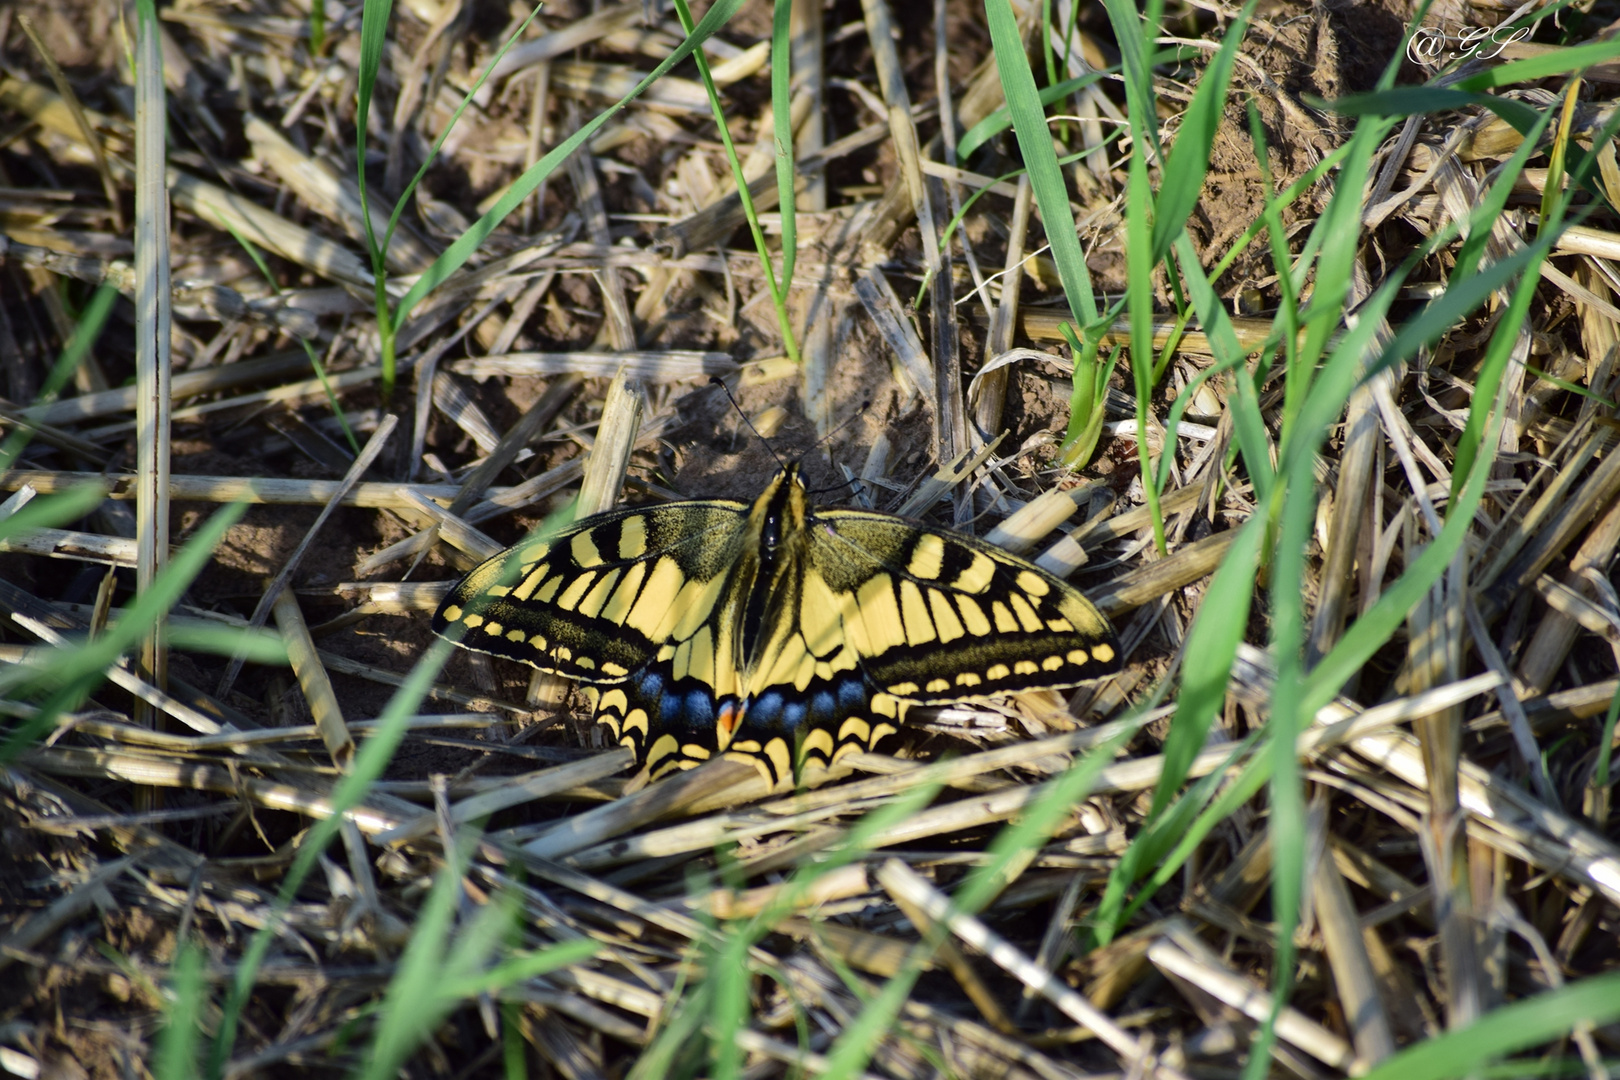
left=3, top=0, right=1620, bottom=1076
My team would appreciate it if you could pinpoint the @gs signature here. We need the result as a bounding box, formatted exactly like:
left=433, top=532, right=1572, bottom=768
left=1407, top=23, right=1531, bottom=65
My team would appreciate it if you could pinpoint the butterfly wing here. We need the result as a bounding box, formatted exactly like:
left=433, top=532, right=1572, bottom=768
left=704, top=506, right=1118, bottom=790
left=432, top=499, right=752, bottom=687
left=434, top=476, right=1119, bottom=792
left=708, top=591, right=909, bottom=788
left=806, top=510, right=1119, bottom=701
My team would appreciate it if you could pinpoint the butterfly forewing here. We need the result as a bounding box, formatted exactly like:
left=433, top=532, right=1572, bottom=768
left=808, top=511, right=1119, bottom=701
left=432, top=499, right=752, bottom=683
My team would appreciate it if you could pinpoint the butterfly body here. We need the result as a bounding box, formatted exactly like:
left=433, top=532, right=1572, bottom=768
left=433, top=464, right=1119, bottom=789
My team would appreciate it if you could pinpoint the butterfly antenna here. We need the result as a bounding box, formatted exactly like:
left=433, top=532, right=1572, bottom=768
left=807, top=474, right=867, bottom=501
left=798, top=399, right=873, bottom=500
left=794, top=397, right=872, bottom=468
left=709, top=376, right=787, bottom=472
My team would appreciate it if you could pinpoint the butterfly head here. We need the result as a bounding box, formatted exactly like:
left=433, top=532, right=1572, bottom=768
left=751, top=462, right=811, bottom=556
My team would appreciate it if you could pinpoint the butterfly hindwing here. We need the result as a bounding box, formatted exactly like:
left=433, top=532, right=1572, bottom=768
left=586, top=659, right=909, bottom=789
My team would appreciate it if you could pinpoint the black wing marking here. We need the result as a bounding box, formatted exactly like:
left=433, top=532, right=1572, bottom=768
left=807, top=510, right=1119, bottom=702
left=432, top=500, right=750, bottom=683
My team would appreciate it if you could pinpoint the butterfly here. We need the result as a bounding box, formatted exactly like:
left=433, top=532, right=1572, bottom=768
left=432, top=464, right=1119, bottom=791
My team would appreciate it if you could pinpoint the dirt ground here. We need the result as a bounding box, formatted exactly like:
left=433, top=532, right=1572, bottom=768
left=4, top=0, right=1619, bottom=1075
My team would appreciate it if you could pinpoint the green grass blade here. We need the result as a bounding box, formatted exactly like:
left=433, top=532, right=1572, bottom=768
left=1280, top=118, right=1394, bottom=440
left=1302, top=245, right=1551, bottom=719
left=1, top=500, right=246, bottom=759
left=1302, top=392, right=1502, bottom=718
left=640, top=779, right=943, bottom=1079
left=954, top=722, right=1141, bottom=913
left=819, top=722, right=1137, bottom=1077
left=352, top=0, right=393, bottom=269
left=0, top=483, right=108, bottom=544
left=957, top=71, right=1110, bottom=161
left=1090, top=732, right=1261, bottom=946
left=712, top=930, right=747, bottom=1080
left=1325, top=87, right=1543, bottom=133
left=1444, top=103, right=1552, bottom=294
left=352, top=0, right=392, bottom=266
left=1203, top=139, right=1352, bottom=290
left=1125, top=733, right=1270, bottom=925
left=1454, top=106, right=1620, bottom=489
left=1099, top=0, right=1166, bottom=541
left=1245, top=103, right=1301, bottom=434
left=357, top=840, right=466, bottom=1080
left=1248, top=408, right=1332, bottom=1080
left=1357, top=971, right=1620, bottom=1080
left=1149, top=330, right=1240, bottom=491
left=153, top=943, right=204, bottom=1080
left=1241, top=52, right=1406, bottom=1068
left=358, top=854, right=590, bottom=1080
left=444, top=938, right=598, bottom=998
left=1523, top=362, right=1617, bottom=408
left=938, top=140, right=1120, bottom=261
left=771, top=0, right=796, bottom=288
left=1100, top=0, right=1163, bottom=161
left=1152, top=513, right=1265, bottom=815
left=205, top=636, right=461, bottom=1078
left=817, top=949, right=932, bottom=1080
left=1452, top=38, right=1620, bottom=91
left=983, top=0, right=1097, bottom=329
left=352, top=0, right=398, bottom=393
left=1450, top=239, right=1553, bottom=495
left=307, top=0, right=325, bottom=56
left=1238, top=115, right=1551, bottom=1073
left=208, top=216, right=360, bottom=454
left=382, top=2, right=545, bottom=261
left=159, top=624, right=288, bottom=665
left=1171, top=233, right=1275, bottom=506
left=670, top=0, right=797, bottom=363
left=1150, top=1, right=1253, bottom=264
left=0, top=283, right=116, bottom=472
left=1593, top=691, right=1619, bottom=811
left=1060, top=329, right=1117, bottom=466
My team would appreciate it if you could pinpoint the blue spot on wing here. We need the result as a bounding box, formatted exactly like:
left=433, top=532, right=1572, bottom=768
left=748, top=691, right=785, bottom=732
left=779, top=696, right=809, bottom=734
left=639, top=668, right=665, bottom=701
left=595, top=661, right=895, bottom=784
left=666, top=684, right=716, bottom=731
left=807, top=688, right=837, bottom=727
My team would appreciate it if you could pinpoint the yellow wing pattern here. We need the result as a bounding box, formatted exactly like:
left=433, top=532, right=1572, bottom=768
left=434, top=465, right=1118, bottom=790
